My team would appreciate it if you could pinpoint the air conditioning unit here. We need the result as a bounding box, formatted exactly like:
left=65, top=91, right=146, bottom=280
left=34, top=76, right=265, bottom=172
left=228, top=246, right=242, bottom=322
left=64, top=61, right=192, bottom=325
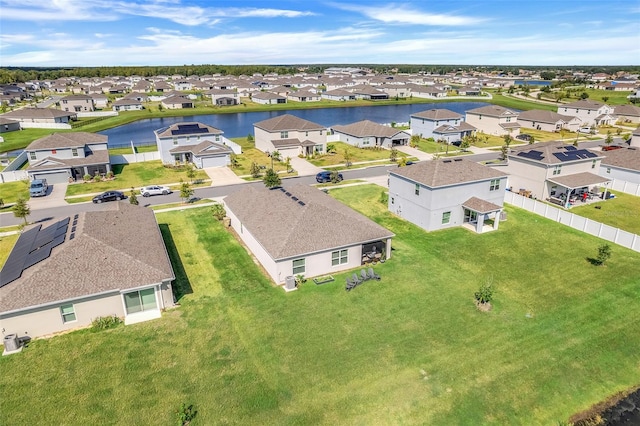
left=284, top=276, right=296, bottom=291
left=3, top=334, right=20, bottom=352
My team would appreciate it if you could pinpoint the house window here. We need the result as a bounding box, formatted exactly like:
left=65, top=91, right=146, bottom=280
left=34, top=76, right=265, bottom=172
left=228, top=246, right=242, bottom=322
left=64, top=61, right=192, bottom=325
left=415, top=184, right=420, bottom=195
left=592, top=160, right=596, bottom=169
left=391, top=197, right=394, bottom=205
left=215, top=135, right=220, bottom=141
left=314, top=145, right=323, bottom=153
left=305, top=131, right=309, bottom=137
left=72, top=148, right=78, bottom=157
left=172, top=138, right=178, bottom=145
left=363, top=137, right=370, bottom=145
left=62, top=100, right=68, bottom=104
left=442, top=211, right=451, bottom=224
left=292, top=258, right=305, bottom=275
left=506, top=117, right=512, bottom=122
left=29, top=152, right=36, bottom=160
left=280, top=131, right=289, bottom=138
left=553, top=165, right=562, bottom=175
left=479, top=115, right=482, bottom=120
left=606, top=167, right=611, bottom=174
left=490, top=179, right=500, bottom=191
left=331, top=249, right=348, bottom=266
left=186, top=136, right=190, bottom=142
left=60, top=304, right=76, bottom=323
left=123, top=288, right=157, bottom=315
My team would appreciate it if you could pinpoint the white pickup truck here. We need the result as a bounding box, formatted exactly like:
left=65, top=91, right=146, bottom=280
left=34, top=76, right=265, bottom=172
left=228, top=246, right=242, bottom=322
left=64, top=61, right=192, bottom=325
left=29, top=179, right=49, bottom=197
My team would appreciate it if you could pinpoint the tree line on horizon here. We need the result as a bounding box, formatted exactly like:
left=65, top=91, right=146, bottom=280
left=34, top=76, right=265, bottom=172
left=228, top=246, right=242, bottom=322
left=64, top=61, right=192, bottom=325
left=0, top=64, right=638, bottom=85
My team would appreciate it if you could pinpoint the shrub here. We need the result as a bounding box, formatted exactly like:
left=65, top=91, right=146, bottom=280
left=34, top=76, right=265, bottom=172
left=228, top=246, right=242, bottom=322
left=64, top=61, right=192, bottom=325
left=106, top=170, right=114, bottom=179
left=83, top=173, right=92, bottom=181
left=379, top=191, right=388, bottom=205
left=596, top=244, right=611, bottom=266
left=474, top=281, right=494, bottom=304
left=91, top=315, right=122, bottom=331
left=211, top=203, right=226, bottom=220
left=175, top=403, right=197, bottom=426
left=250, top=161, right=261, bottom=178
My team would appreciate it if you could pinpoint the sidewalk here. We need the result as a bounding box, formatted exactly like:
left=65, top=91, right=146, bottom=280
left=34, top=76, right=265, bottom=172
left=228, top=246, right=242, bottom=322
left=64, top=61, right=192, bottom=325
left=395, top=145, right=433, bottom=161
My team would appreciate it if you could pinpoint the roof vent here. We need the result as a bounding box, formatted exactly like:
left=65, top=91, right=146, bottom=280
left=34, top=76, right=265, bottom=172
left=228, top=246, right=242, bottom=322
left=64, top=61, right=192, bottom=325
left=454, top=158, right=463, bottom=162
left=291, top=196, right=298, bottom=201
left=443, top=159, right=452, bottom=163
left=298, top=201, right=306, bottom=206
left=285, top=192, right=291, bottom=196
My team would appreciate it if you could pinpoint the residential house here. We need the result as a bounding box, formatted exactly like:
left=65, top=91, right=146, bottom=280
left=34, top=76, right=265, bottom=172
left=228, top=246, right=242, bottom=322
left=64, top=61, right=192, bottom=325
left=407, top=84, right=447, bottom=99
left=558, top=100, right=616, bottom=126
left=0, top=202, right=175, bottom=340
left=0, top=108, right=76, bottom=128
left=517, top=109, right=582, bottom=133
left=161, top=95, right=194, bottom=109
left=287, top=90, right=321, bottom=102
left=251, top=91, right=287, bottom=105
left=321, top=89, right=356, bottom=101
left=456, top=86, right=482, bottom=96
left=154, top=122, right=241, bottom=168
left=253, top=114, right=327, bottom=157
left=330, top=120, right=410, bottom=149
left=598, top=147, right=640, bottom=184
left=632, top=125, right=640, bottom=148
left=502, top=141, right=611, bottom=207
left=349, top=85, right=389, bottom=100
left=224, top=184, right=394, bottom=285
left=59, top=94, right=95, bottom=112
left=112, top=98, right=143, bottom=112
left=388, top=158, right=507, bottom=233
left=206, top=89, right=240, bottom=106
left=91, top=94, right=109, bottom=109
left=25, top=132, right=112, bottom=183
left=0, top=117, right=20, bottom=133
left=613, top=104, right=640, bottom=124
left=465, top=105, right=521, bottom=137
left=410, top=108, right=476, bottom=143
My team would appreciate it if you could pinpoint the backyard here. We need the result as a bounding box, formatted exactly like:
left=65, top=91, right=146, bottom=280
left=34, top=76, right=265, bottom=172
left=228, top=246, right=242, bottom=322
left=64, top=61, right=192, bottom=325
left=308, top=141, right=410, bottom=168
left=570, top=190, right=640, bottom=235
left=1, top=185, right=639, bottom=425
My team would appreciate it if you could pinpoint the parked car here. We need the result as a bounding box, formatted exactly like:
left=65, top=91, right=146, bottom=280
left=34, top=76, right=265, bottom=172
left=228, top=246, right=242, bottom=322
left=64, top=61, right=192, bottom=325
left=602, top=145, right=623, bottom=151
left=315, top=171, right=343, bottom=183
left=516, top=134, right=532, bottom=142
left=140, top=185, right=172, bottom=197
left=92, top=191, right=126, bottom=203
left=578, top=127, right=593, bottom=134
left=29, top=179, right=48, bottom=197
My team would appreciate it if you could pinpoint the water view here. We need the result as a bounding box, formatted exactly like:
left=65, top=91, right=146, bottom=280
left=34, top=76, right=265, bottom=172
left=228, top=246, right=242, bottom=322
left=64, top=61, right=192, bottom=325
left=99, top=101, right=491, bottom=147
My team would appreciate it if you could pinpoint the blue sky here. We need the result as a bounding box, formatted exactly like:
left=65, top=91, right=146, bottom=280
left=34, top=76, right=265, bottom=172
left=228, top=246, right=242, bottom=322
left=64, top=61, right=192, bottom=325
left=0, top=0, right=639, bottom=67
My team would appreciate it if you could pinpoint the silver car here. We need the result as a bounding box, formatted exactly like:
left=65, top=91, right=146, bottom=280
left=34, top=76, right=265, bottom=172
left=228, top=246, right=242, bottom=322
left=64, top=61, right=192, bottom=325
left=140, top=185, right=172, bottom=197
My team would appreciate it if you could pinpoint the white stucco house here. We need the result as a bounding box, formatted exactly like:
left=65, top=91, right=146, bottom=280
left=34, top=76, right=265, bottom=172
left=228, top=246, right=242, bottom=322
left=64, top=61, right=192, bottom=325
left=224, top=184, right=394, bottom=286
left=330, top=120, right=410, bottom=149
left=598, top=147, right=640, bottom=184
left=154, top=122, right=242, bottom=168
left=112, top=98, right=144, bottom=112
left=410, top=108, right=476, bottom=143
left=253, top=114, right=327, bottom=158
left=465, top=105, right=521, bottom=137
left=517, top=109, right=582, bottom=133
left=502, top=141, right=611, bottom=207
left=558, top=100, right=616, bottom=127
left=388, top=158, right=508, bottom=233
left=0, top=202, right=176, bottom=340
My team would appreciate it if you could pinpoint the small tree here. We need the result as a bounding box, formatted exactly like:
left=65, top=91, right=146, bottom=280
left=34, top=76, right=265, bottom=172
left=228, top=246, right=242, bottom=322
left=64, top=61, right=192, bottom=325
left=459, top=136, right=471, bottom=151
left=129, top=187, right=139, bottom=205
left=500, top=144, right=509, bottom=161
left=211, top=203, right=226, bottom=220
left=12, top=198, right=30, bottom=225
left=343, top=148, right=352, bottom=167
left=158, top=103, right=164, bottom=111
left=179, top=180, right=193, bottom=203
left=398, top=156, right=408, bottom=167
left=503, top=134, right=512, bottom=147
left=250, top=161, right=261, bottom=178
left=389, top=148, right=398, bottom=162
left=229, top=153, right=239, bottom=169
left=247, top=133, right=254, bottom=143
left=596, top=244, right=612, bottom=266
left=330, top=170, right=341, bottom=183
left=326, top=143, right=336, bottom=154
left=580, top=91, right=589, bottom=100
left=528, top=134, right=536, bottom=145
left=410, top=134, right=421, bottom=148
left=186, top=164, right=196, bottom=183
left=271, top=150, right=281, bottom=162
left=263, top=168, right=281, bottom=188
left=602, top=96, right=609, bottom=104
left=284, top=156, right=292, bottom=173
left=474, top=279, right=494, bottom=311
left=605, top=130, right=613, bottom=146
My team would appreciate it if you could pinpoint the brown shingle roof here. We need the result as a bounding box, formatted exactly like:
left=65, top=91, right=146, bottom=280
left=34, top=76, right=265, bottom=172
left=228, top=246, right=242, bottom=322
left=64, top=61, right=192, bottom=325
left=390, top=158, right=507, bottom=188
left=518, top=109, right=578, bottom=124
left=224, top=184, right=394, bottom=260
left=27, top=132, right=107, bottom=150
left=547, top=172, right=611, bottom=189
left=466, top=105, right=519, bottom=118
left=27, top=149, right=110, bottom=171
left=331, top=120, right=405, bottom=138
left=411, top=108, right=462, bottom=120
left=1, top=107, right=76, bottom=120
left=254, top=114, right=325, bottom=132
left=0, top=202, right=174, bottom=313
left=462, top=197, right=503, bottom=213
left=600, top=147, right=640, bottom=171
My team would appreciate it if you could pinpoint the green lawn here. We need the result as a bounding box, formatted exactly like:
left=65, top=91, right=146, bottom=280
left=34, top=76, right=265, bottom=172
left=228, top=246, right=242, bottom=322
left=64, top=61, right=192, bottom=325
left=309, top=142, right=409, bottom=167
left=108, top=145, right=158, bottom=155
left=1, top=185, right=639, bottom=425
left=65, top=161, right=209, bottom=197
left=570, top=190, right=640, bottom=235
left=0, top=232, right=18, bottom=268
left=0, top=179, right=30, bottom=206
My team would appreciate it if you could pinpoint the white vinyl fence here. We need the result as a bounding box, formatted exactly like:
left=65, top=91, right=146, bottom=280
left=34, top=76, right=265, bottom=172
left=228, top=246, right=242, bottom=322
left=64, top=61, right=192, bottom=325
left=109, top=151, right=161, bottom=165
left=505, top=191, right=640, bottom=253
left=610, top=179, right=640, bottom=196
left=0, top=151, right=29, bottom=183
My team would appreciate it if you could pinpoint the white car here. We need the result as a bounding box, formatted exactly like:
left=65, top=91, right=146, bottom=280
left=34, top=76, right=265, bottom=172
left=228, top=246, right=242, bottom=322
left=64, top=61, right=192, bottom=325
left=140, top=185, right=172, bottom=197
left=578, top=127, right=593, bottom=134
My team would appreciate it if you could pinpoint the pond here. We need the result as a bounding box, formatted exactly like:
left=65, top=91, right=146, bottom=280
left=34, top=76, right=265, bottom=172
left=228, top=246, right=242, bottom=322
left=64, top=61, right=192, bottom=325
left=99, top=101, right=492, bottom=147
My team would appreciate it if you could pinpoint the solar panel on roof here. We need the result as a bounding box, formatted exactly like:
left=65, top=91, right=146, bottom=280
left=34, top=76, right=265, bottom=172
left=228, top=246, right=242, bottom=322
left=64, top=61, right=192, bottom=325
left=171, top=124, right=209, bottom=136
left=565, top=146, right=577, bottom=151
left=59, top=217, right=70, bottom=227
left=517, top=150, right=544, bottom=161
left=23, top=246, right=53, bottom=269
left=54, top=225, right=67, bottom=239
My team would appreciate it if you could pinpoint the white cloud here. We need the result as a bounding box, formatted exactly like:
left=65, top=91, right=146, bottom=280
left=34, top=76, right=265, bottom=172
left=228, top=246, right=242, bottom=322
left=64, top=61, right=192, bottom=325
left=332, top=2, right=486, bottom=26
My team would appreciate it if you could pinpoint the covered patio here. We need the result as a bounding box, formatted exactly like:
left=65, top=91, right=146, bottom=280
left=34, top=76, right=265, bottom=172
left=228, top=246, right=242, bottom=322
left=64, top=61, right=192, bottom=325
left=546, top=172, right=612, bottom=209
left=461, top=197, right=503, bottom=234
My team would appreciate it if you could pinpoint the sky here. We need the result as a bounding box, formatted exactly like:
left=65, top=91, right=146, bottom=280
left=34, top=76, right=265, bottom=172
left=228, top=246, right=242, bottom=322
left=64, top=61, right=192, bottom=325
left=0, top=0, right=639, bottom=67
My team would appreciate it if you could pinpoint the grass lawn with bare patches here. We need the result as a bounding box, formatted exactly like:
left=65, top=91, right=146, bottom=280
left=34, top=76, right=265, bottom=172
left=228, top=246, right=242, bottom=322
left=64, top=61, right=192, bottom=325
left=1, top=185, right=639, bottom=425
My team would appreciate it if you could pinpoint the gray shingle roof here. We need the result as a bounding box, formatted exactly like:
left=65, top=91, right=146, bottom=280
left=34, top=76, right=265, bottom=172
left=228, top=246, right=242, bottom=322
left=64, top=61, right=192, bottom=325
left=563, top=99, right=606, bottom=110
left=1, top=107, right=76, bottom=120
left=27, top=132, right=108, bottom=150
left=0, top=202, right=174, bottom=313
left=169, top=140, right=231, bottom=156
left=466, top=105, right=519, bottom=117
left=411, top=108, right=462, bottom=120
left=224, top=184, right=394, bottom=260
left=28, top=149, right=110, bottom=171
left=600, top=147, right=640, bottom=171
left=390, top=158, right=507, bottom=188
left=462, top=197, right=502, bottom=214
left=331, top=120, right=406, bottom=138
left=518, top=109, right=578, bottom=124
left=547, top=172, right=611, bottom=189
left=254, top=114, right=325, bottom=132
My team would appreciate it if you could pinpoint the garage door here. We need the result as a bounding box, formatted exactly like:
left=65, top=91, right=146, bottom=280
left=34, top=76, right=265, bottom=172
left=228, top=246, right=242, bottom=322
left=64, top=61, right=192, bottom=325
left=33, top=170, right=70, bottom=184
left=200, top=155, right=228, bottom=168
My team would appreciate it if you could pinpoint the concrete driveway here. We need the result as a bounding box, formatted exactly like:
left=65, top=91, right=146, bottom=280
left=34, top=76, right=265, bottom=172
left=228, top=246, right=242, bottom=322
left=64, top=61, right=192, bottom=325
left=203, top=167, right=245, bottom=186
left=27, top=182, right=69, bottom=209
left=396, top=145, right=433, bottom=161
left=289, top=156, right=323, bottom=176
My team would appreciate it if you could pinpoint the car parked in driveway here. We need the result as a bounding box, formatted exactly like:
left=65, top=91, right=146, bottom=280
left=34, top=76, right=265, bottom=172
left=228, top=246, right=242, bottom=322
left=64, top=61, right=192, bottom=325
left=140, top=185, right=172, bottom=197
left=516, top=134, right=532, bottom=142
left=92, top=191, right=126, bottom=203
left=29, top=179, right=48, bottom=197
left=578, top=127, right=593, bottom=134
left=315, top=171, right=343, bottom=183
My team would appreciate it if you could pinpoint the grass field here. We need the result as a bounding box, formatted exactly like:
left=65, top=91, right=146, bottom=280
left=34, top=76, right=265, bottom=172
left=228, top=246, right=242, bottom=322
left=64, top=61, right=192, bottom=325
left=64, top=161, right=209, bottom=197
left=309, top=142, right=409, bottom=167
left=1, top=185, right=639, bottom=425
left=0, top=232, right=18, bottom=268
left=570, top=190, right=640, bottom=235
left=0, top=179, right=30, bottom=206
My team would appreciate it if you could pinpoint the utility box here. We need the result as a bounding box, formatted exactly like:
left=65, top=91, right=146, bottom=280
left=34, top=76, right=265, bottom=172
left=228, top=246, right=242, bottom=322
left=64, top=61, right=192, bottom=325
left=284, top=276, right=297, bottom=292
left=2, top=334, right=22, bottom=355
